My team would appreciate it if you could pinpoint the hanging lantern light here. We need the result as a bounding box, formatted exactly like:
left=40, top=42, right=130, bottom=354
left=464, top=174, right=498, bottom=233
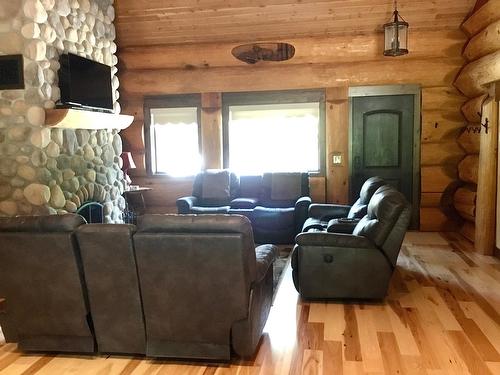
left=384, top=1, right=409, bottom=56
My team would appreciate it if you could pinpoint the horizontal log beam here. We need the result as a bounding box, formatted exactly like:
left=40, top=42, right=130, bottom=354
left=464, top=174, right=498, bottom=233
left=420, top=208, right=458, bottom=231
left=461, top=94, right=487, bottom=122
left=454, top=50, right=500, bottom=97
left=458, top=154, right=479, bottom=184
left=120, top=57, right=463, bottom=95
left=454, top=186, right=477, bottom=205
left=420, top=192, right=444, bottom=208
left=118, top=30, right=466, bottom=70
left=421, top=86, right=466, bottom=111
left=421, top=110, right=465, bottom=143
left=421, top=166, right=457, bottom=193
left=457, top=127, right=481, bottom=153
left=421, top=142, right=465, bottom=166
left=456, top=206, right=476, bottom=222
left=464, top=19, right=500, bottom=61
left=462, top=0, right=500, bottom=37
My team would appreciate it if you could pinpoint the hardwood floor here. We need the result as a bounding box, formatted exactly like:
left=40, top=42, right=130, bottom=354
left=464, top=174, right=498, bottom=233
left=1, top=232, right=499, bottom=374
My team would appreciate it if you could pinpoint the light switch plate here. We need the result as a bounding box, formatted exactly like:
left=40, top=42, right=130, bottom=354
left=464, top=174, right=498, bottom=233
left=332, top=153, right=342, bottom=165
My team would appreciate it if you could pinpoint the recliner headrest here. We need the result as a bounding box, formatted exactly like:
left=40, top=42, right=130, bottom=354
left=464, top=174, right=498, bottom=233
left=359, top=176, right=387, bottom=204
left=353, top=186, right=408, bottom=247
left=367, top=185, right=406, bottom=222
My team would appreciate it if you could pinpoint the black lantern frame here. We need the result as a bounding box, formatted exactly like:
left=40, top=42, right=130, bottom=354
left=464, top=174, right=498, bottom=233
left=383, top=2, right=409, bottom=57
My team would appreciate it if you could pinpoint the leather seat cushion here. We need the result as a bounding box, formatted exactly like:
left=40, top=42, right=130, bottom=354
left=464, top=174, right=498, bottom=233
left=252, top=207, right=294, bottom=230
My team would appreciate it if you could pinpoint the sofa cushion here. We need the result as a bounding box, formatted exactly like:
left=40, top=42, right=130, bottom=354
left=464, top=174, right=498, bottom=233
left=270, top=173, right=302, bottom=200
left=201, top=170, right=231, bottom=200
left=252, top=206, right=294, bottom=230
left=353, top=186, right=406, bottom=247
left=231, top=197, right=259, bottom=209
left=239, top=175, right=262, bottom=197
left=347, top=199, right=367, bottom=219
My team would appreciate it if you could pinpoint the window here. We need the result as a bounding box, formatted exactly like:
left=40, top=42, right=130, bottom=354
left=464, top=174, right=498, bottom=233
left=223, top=91, right=325, bottom=175
left=144, top=95, right=201, bottom=176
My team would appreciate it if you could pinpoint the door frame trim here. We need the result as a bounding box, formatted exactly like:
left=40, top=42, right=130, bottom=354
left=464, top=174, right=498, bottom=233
left=348, top=84, right=421, bottom=228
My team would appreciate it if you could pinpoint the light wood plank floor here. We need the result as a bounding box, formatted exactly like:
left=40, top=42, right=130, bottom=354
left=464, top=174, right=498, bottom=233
left=1, top=232, right=499, bottom=374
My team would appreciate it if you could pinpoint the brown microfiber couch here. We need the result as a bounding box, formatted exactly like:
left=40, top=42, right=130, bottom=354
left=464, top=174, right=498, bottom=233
left=0, top=214, right=277, bottom=360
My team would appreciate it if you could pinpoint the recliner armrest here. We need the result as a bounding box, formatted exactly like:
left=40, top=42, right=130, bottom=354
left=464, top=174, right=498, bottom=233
left=176, top=196, right=198, bottom=214
left=295, top=232, right=374, bottom=249
left=307, top=204, right=351, bottom=220
left=295, top=196, right=312, bottom=209
left=254, top=244, right=278, bottom=282
left=295, top=196, right=312, bottom=234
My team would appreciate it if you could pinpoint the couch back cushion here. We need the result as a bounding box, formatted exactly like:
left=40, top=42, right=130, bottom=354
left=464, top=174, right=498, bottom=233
left=0, top=214, right=94, bottom=350
left=347, top=176, right=386, bottom=218
left=134, top=214, right=256, bottom=357
left=192, top=170, right=239, bottom=206
left=260, top=172, right=309, bottom=207
left=239, top=175, right=262, bottom=198
left=76, top=223, right=146, bottom=354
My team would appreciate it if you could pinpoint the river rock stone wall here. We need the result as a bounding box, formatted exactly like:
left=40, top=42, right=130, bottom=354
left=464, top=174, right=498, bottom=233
left=0, top=0, right=126, bottom=223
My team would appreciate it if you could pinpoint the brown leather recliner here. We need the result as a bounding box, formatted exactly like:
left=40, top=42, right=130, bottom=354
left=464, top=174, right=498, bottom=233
left=133, top=214, right=278, bottom=360
left=0, top=215, right=95, bottom=353
left=292, top=185, right=411, bottom=300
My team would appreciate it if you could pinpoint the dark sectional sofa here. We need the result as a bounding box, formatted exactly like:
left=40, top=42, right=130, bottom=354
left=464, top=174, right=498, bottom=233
left=177, top=170, right=311, bottom=244
left=0, top=214, right=278, bottom=360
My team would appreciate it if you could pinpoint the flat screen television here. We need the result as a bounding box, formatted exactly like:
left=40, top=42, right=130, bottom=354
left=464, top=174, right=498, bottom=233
left=58, top=53, right=113, bottom=112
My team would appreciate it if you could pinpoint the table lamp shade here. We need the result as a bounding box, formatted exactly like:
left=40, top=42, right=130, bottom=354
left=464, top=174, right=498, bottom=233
left=121, top=152, right=136, bottom=171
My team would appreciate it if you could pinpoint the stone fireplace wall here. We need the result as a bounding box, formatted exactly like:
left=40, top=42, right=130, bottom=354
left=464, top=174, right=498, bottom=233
left=0, top=0, right=126, bottom=223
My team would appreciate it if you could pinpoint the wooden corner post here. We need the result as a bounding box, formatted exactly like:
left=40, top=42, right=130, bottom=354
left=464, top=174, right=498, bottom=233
left=474, top=82, right=499, bottom=255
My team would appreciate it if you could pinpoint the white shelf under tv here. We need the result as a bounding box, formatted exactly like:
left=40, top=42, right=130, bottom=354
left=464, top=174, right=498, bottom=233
left=45, top=108, right=133, bottom=130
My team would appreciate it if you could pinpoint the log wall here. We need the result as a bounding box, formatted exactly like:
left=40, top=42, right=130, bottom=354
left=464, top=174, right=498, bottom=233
left=118, top=31, right=468, bottom=230
left=453, top=0, right=500, bottom=254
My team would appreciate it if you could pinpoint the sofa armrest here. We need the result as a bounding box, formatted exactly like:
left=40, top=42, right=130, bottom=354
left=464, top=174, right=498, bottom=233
left=295, top=231, right=374, bottom=249
left=326, top=218, right=360, bottom=234
left=295, top=196, right=312, bottom=234
left=254, top=244, right=278, bottom=282
left=176, top=196, right=198, bottom=214
left=308, top=204, right=351, bottom=220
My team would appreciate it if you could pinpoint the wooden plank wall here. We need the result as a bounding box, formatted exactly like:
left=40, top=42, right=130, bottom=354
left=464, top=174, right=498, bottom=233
left=118, top=31, right=468, bottom=230
left=453, top=0, right=500, bottom=253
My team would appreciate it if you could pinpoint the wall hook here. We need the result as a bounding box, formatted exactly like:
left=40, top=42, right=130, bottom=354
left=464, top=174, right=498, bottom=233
left=477, top=111, right=489, bottom=134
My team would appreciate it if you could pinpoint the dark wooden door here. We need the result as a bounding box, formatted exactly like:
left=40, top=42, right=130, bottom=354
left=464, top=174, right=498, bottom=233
left=351, top=95, right=414, bottom=204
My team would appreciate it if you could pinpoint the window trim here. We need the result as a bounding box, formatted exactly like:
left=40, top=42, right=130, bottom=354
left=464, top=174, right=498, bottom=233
left=143, top=94, right=202, bottom=176
left=222, top=89, right=326, bottom=176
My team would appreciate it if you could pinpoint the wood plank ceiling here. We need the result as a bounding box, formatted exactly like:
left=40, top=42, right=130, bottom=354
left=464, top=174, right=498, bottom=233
left=114, top=0, right=476, bottom=48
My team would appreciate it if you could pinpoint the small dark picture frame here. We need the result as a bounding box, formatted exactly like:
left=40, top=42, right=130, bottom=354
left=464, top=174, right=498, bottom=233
left=0, top=55, right=24, bottom=90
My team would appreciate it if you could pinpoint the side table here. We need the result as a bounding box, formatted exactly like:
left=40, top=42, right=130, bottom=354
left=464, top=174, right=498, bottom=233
left=123, top=187, right=152, bottom=223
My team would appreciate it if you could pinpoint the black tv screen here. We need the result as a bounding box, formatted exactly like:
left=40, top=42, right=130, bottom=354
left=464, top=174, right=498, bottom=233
left=58, top=53, right=113, bottom=111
